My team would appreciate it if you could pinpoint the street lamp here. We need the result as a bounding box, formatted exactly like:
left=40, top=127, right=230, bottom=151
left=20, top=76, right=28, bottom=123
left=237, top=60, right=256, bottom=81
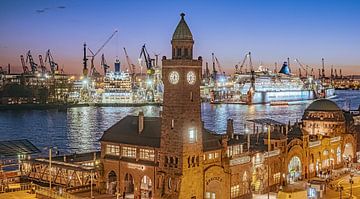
left=44, top=146, right=58, bottom=196
left=336, top=185, right=343, bottom=199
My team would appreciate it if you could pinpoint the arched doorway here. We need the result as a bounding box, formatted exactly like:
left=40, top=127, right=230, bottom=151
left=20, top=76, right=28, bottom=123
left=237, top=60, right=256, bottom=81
left=124, top=173, right=135, bottom=198
left=141, top=175, right=153, bottom=199
left=288, top=156, right=301, bottom=183
left=343, top=143, right=354, bottom=165
left=107, top=171, right=117, bottom=194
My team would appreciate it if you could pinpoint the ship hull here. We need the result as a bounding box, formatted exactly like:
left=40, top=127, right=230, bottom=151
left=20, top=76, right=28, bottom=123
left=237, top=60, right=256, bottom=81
left=249, top=88, right=335, bottom=104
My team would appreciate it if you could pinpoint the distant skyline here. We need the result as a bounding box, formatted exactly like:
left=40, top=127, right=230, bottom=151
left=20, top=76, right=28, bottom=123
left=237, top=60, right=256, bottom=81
left=0, top=0, right=359, bottom=75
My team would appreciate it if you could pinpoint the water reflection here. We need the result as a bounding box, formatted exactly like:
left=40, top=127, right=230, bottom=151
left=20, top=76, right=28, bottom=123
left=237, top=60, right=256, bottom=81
left=0, top=90, right=359, bottom=154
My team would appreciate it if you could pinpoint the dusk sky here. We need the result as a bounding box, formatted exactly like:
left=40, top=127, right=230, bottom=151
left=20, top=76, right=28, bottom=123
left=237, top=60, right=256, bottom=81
left=0, top=0, right=359, bottom=75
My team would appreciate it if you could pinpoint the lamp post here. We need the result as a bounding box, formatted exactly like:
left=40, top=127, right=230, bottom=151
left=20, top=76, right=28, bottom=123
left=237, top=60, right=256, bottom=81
left=349, top=173, right=354, bottom=198
left=44, top=146, right=57, bottom=196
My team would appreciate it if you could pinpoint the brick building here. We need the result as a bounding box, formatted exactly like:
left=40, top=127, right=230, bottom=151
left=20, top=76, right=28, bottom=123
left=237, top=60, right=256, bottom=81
left=99, top=13, right=357, bottom=199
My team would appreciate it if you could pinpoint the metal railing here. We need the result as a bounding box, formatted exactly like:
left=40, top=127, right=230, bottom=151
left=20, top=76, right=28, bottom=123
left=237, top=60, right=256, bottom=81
left=35, top=185, right=82, bottom=199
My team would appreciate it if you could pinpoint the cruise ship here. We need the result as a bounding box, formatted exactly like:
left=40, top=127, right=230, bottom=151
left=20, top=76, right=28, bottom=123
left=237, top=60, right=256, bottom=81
left=202, top=62, right=335, bottom=104
left=100, top=60, right=133, bottom=104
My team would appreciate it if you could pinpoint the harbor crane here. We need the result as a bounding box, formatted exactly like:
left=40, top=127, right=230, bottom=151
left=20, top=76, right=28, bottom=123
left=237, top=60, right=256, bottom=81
left=139, top=44, right=155, bottom=75
left=87, top=30, right=118, bottom=77
left=38, top=55, right=47, bottom=74
left=124, top=47, right=136, bottom=75
left=20, top=55, right=30, bottom=74
left=214, top=55, right=224, bottom=75
left=295, top=58, right=315, bottom=77
left=211, top=53, right=217, bottom=81
left=101, top=54, right=110, bottom=75
left=235, top=52, right=251, bottom=74
left=294, top=59, right=308, bottom=77
left=26, top=50, right=38, bottom=73
left=45, top=50, right=59, bottom=74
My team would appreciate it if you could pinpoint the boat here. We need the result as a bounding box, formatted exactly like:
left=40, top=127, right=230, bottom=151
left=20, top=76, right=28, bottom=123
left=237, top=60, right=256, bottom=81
left=202, top=62, right=335, bottom=104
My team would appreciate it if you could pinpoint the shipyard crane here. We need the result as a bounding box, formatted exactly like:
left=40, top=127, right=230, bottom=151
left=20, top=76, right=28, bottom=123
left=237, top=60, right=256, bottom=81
left=124, top=47, right=136, bottom=75
left=45, top=49, right=59, bottom=74
left=139, top=44, right=155, bottom=75
left=38, top=55, right=47, bottom=74
left=235, top=52, right=251, bottom=74
left=87, top=30, right=118, bottom=77
left=295, top=59, right=308, bottom=77
left=26, top=50, right=38, bottom=73
left=101, top=54, right=110, bottom=75
left=214, top=55, right=224, bottom=75
left=20, top=55, right=30, bottom=74
left=295, top=58, right=316, bottom=77
left=211, top=53, right=217, bottom=81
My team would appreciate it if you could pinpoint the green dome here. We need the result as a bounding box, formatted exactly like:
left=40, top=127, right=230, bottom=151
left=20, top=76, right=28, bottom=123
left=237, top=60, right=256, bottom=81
left=305, top=99, right=341, bottom=112
left=172, top=13, right=193, bottom=41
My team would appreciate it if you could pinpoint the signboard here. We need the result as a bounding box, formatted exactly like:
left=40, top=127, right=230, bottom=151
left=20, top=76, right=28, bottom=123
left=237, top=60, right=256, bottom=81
left=230, top=156, right=251, bottom=166
left=127, top=163, right=145, bottom=171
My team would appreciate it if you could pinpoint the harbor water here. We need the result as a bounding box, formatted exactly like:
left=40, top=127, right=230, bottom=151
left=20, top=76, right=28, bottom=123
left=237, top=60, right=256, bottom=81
left=0, top=90, right=359, bottom=155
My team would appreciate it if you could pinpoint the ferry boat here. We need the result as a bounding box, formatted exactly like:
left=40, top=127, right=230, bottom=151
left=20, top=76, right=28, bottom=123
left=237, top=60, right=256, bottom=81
left=202, top=62, right=335, bottom=104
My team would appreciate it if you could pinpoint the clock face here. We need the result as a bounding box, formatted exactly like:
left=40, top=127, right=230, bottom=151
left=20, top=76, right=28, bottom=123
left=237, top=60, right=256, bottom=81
left=187, top=71, right=196, bottom=85
left=169, top=71, right=180, bottom=84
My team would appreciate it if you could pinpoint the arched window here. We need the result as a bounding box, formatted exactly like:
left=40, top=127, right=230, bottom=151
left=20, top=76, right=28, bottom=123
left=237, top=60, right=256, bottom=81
left=337, top=146, right=341, bottom=163
left=168, top=177, right=172, bottom=189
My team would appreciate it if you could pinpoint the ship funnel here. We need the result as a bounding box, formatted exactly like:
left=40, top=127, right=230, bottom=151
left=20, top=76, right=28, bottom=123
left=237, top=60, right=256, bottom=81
left=114, top=58, right=121, bottom=73
left=279, top=62, right=291, bottom=75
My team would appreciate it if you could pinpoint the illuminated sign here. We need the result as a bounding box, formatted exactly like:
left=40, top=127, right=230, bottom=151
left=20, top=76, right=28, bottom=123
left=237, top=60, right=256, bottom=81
left=127, top=163, right=145, bottom=171
left=230, top=156, right=251, bottom=166
left=264, top=149, right=280, bottom=158
left=309, top=141, right=321, bottom=148
left=205, top=176, right=223, bottom=185
left=330, top=136, right=341, bottom=143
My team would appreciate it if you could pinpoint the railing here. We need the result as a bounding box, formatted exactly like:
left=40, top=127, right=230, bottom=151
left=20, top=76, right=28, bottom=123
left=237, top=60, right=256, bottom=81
left=35, top=185, right=82, bottom=199
left=0, top=183, right=32, bottom=193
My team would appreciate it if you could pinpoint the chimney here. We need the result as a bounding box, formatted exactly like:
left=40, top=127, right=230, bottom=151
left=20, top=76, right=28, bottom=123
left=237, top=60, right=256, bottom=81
left=285, top=124, right=288, bottom=136
left=7, top=64, right=10, bottom=74
left=138, top=111, right=144, bottom=133
left=226, top=119, right=234, bottom=139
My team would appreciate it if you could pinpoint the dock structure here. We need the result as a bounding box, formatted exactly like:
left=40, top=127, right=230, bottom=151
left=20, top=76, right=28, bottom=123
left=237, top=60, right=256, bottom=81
left=22, top=152, right=100, bottom=193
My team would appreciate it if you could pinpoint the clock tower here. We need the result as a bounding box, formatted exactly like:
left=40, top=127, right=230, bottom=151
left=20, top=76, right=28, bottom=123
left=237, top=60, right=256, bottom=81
left=157, top=13, right=204, bottom=198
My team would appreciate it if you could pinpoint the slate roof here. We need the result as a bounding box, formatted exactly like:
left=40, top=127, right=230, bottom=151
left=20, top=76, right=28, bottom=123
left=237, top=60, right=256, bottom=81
left=0, top=139, right=40, bottom=157
left=100, top=115, right=224, bottom=152
left=172, top=13, right=193, bottom=41
left=100, top=116, right=161, bottom=148
left=202, top=128, right=223, bottom=152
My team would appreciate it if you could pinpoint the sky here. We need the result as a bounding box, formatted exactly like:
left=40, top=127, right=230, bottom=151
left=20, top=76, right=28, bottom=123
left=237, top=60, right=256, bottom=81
left=0, top=0, right=359, bottom=75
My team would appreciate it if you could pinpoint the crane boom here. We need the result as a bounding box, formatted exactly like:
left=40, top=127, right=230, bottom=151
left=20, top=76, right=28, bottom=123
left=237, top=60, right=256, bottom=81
left=45, top=49, right=59, bottom=74
left=38, top=55, right=47, bottom=74
left=214, top=56, right=224, bottom=75
left=101, top=54, right=110, bottom=75
left=124, top=47, right=136, bottom=74
left=26, top=50, right=38, bottom=73
left=139, top=44, right=154, bottom=75
left=93, top=30, right=118, bottom=57
left=87, top=30, right=118, bottom=77
left=20, top=55, right=29, bottom=74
